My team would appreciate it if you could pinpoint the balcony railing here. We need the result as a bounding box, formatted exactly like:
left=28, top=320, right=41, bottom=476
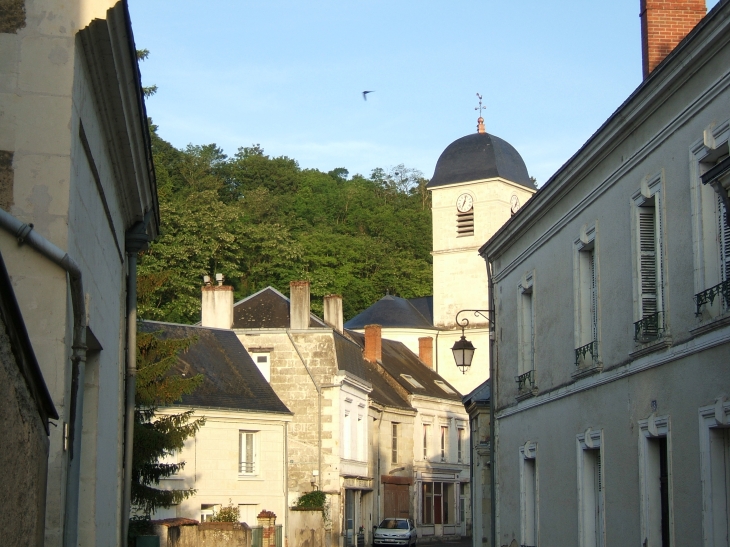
left=575, top=340, right=598, bottom=367
left=634, top=311, right=664, bottom=343
left=239, top=461, right=254, bottom=474
left=515, top=370, right=535, bottom=392
left=694, top=279, right=730, bottom=316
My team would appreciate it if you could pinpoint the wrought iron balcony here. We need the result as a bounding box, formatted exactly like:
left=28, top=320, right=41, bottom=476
left=694, top=279, right=730, bottom=316
left=575, top=340, right=598, bottom=366
left=515, top=370, right=535, bottom=392
left=634, top=311, right=664, bottom=343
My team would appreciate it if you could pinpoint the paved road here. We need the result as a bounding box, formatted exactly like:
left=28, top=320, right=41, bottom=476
left=418, top=537, right=472, bottom=547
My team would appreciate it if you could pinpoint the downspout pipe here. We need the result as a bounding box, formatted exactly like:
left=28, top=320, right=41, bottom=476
left=121, top=215, right=151, bottom=545
left=0, top=208, right=88, bottom=547
left=485, top=258, right=496, bottom=547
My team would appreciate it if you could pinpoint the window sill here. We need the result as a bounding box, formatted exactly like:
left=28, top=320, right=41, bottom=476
left=690, top=310, right=730, bottom=337
left=630, top=335, right=672, bottom=359
left=571, top=362, right=602, bottom=380
left=238, top=475, right=263, bottom=481
left=515, top=388, right=538, bottom=402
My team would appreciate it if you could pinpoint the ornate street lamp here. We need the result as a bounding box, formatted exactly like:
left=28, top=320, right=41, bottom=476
left=451, top=309, right=491, bottom=374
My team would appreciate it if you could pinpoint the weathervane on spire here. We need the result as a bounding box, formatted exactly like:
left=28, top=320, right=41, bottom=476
left=475, top=93, right=486, bottom=134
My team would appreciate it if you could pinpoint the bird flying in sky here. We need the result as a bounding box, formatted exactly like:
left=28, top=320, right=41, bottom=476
left=362, top=90, right=374, bottom=101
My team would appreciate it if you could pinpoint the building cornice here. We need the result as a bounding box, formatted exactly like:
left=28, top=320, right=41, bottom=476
left=496, top=324, right=730, bottom=420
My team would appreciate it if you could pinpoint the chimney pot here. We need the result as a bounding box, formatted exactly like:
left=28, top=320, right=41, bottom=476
left=640, top=0, right=705, bottom=78
left=323, top=295, right=344, bottom=334
left=364, top=324, right=382, bottom=363
left=418, top=337, right=433, bottom=369
left=290, top=281, right=311, bottom=330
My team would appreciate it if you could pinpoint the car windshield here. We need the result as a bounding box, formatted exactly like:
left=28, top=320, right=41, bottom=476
left=379, top=520, right=409, bottom=529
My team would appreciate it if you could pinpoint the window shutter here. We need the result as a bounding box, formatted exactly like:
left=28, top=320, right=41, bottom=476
left=718, top=194, right=730, bottom=282
left=591, top=250, right=597, bottom=342
left=639, top=207, right=657, bottom=319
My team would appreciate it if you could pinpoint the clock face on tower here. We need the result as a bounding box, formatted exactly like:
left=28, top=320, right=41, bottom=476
left=510, top=195, right=521, bottom=214
left=456, top=193, right=473, bottom=212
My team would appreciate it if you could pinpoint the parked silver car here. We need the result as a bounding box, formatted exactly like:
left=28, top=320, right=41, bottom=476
left=373, top=518, right=417, bottom=547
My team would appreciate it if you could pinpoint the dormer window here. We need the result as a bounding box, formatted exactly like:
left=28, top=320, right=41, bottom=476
left=401, top=374, right=425, bottom=389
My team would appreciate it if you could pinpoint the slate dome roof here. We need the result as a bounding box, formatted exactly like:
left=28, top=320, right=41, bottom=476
left=427, top=132, right=534, bottom=189
left=344, top=294, right=433, bottom=329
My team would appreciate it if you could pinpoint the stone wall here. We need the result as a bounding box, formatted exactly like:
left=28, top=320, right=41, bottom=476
left=153, top=522, right=251, bottom=547
left=288, top=509, right=325, bottom=547
left=0, top=308, right=51, bottom=547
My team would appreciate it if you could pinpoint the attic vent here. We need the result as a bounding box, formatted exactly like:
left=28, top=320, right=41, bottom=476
left=400, top=374, right=425, bottom=389
left=457, top=211, right=474, bottom=237
left=434, top=380, right=456, bottom=395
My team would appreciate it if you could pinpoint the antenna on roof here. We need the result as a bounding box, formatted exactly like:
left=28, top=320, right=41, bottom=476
left=475, top=93, right=486, bottom=134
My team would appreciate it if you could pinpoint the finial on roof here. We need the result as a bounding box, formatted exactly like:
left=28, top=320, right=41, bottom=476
left=475, top=93, right=486, bottom=134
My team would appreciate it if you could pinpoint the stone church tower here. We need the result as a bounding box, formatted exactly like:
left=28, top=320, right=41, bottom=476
left=346, top=116, right=535, bottom=395
left=427, top=117, right=535, bottom=393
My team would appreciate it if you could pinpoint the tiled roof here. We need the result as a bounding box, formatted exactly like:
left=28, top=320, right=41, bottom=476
left=139, top=321, right=291, bottom=414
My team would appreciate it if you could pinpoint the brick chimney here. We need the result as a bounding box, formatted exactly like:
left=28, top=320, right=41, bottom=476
left=323, top=294, right=343, bottom=334
left=201, top=274, right=233, bottom=329
left=290, top=281, right=310, bottom=330
left=418, top=337, right=433, bottom=369
left=640, top=0, right=706, bottom=78
left=364, top=324, right=382, bottom=363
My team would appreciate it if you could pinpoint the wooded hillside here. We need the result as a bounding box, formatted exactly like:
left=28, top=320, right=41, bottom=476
left=138, top=127, right=433, bottom=323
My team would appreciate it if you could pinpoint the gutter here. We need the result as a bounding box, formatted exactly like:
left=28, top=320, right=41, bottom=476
left=121, top=214, right=152, bottom=545
left=485, top=258, right=496, bottom=547
left=0, top=208, right=88, bottom=547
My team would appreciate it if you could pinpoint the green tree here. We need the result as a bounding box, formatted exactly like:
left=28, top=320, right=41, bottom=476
left=137, top=132, right=433, bottom=324
left=131, top=330, right=205, bottom=517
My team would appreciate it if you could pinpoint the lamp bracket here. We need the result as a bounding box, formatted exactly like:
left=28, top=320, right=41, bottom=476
left=455, top=309, right=492, bottom=332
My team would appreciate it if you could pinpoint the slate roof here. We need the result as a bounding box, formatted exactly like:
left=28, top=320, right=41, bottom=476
left=346, top=330, right=463, bottom=401
left=139, top=321, right=291, bottom=414
left=362, top=360, right=413, bottom=411
left=462, top=380, right=491, bottom=407
left=333, top=330, right=369, bottom=381
left=232, top=286, right=327, bottom=329
left=344, top=295, right=434, bottom=329
left=427, top=132, right=534, bottom=190
left=407, top=296, right=433, bottom=325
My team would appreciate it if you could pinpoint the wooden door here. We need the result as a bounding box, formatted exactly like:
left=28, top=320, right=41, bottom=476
left=384, top=484, right=410, bottom=518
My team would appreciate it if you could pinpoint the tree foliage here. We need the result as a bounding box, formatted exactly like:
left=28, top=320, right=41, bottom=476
left=138, top=127, right=433, bottom=322
left=132, top=330, right=206, bottom=517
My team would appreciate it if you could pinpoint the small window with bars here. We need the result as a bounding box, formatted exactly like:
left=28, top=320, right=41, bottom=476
left=456, top=210, right=474, bottom=237
left=239, top=431, right=257, bottom=475
left=392, top=423, right=399, bottom=464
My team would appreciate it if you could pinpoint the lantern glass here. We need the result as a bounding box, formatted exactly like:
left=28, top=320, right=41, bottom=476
left=451, top=335, right=476, bottom=373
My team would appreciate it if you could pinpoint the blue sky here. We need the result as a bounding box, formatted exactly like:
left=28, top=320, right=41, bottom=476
left=128, top=0, right=721, bottom=187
